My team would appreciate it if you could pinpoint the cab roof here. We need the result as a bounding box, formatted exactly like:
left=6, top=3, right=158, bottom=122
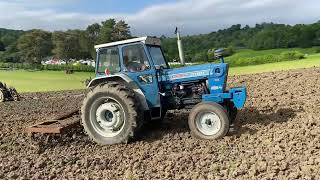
left=94, top=36, right=161, bottom=49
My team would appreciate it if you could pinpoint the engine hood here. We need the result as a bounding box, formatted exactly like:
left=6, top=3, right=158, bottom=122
left=162, top=63, right=227, bottom=83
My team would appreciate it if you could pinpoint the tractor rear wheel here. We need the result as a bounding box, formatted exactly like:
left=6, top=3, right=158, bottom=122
left=188, top=102, right=229, bottom=140
left=81, top=83, right=141, bottom=145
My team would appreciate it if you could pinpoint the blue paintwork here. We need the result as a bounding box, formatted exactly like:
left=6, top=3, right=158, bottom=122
left=93, top=43, right=247, bottom=114
left=162, top=64, right=210, bottom=83
left=119, top=43, right=160, bottom=108
left=202, top=87, right=246, bottom=109
left=160, top=63, right=246, bottom=109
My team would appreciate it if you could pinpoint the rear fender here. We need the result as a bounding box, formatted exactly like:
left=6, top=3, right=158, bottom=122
left=87, top=74, right=149, bottom=111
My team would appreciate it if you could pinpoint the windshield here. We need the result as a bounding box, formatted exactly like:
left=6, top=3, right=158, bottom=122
left=97, top=47, right=120, bottom=74
left=147, top=46, right=168, bottom=68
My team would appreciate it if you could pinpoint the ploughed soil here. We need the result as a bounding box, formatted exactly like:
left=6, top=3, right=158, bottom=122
left=1, top=68, right=320, bottom=179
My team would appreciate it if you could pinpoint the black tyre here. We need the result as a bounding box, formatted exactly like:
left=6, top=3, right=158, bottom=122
left=226, top=101, right=238, bottom=124
left=81, top=82, right=141, bottom=145
left=188, top=102, right=230, bottom=140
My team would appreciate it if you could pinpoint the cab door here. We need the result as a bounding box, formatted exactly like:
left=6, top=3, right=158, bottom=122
left=119, top=43, right=160, bottom=109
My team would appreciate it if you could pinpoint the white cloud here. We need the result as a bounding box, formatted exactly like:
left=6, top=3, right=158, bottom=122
left=0, top=0, right=319, bottom=36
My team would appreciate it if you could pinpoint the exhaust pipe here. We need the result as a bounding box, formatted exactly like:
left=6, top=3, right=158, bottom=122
left=175, top=27, right=185, bottom=66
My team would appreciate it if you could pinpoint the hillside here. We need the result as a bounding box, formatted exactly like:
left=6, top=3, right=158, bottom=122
left=1, top=20, right=320, bottom=64
left=0, top=28, right=24, bottom=47
left=161, top=22, right=320, bottom=62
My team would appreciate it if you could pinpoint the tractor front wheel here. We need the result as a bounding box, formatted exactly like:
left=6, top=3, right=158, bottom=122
left=81, top=83, right=140, bottom=145
left=188, top=102, right=229, bottom=140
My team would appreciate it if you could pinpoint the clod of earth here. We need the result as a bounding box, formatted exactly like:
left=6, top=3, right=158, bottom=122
left=1, top=68, right=320, bottom=179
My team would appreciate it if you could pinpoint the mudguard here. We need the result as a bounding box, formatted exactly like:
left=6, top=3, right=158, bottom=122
left=229, top=87, right=247, bottom=109
left=87, top=74, right=149, bottom=111
left=202, top=87, right=247, bottom=109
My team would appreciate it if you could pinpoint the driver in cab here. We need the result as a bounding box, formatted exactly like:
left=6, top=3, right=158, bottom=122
left=123, top=54, right=149, bottom=72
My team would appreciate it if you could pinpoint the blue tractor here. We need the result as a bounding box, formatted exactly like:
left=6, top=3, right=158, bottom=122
left=82, top=36, right=246, bottom=145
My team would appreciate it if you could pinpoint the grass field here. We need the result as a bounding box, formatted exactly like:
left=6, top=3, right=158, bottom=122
left=0, top=70, right=94, bottom=92
left=1, top=53, right=320, bottom=92
left=229, top=53, right=320, bottom=75
left=225, top=47, right=319, bottom=67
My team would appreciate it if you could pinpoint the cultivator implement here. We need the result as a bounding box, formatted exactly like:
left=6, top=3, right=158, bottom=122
left=26, top=110, right=80, bottom=134
left=0, top=81, right=20, bottom=102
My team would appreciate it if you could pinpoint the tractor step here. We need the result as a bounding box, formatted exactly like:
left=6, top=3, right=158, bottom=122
left=26, top=110, right=80, bottom=134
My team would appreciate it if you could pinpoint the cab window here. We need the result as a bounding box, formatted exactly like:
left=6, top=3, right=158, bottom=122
left=97, top=47, right=120, bottom=74
left=122, top=44, right=150, bottom=72
left=147, top=45, right=168, bottom=68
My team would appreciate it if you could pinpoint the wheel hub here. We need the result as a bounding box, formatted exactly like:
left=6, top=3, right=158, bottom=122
left=96, top=102, right=123, bottom=130
left=91, top=98, right=125, bottom=138
left=196, top=112, right=221, bottom=136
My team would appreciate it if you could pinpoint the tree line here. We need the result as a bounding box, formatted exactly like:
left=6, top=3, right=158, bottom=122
left=0, top=19, right=131, bottom=64
left=161, top=21, right=320, bottom=62
left=1, top=20, right=320, bottom=64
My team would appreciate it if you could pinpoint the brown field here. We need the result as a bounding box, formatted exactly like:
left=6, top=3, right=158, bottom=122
left=1, top=68, right=320, bottom=179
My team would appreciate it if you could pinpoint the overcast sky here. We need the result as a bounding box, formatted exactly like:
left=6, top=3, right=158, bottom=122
left=0, top=0, right=319, bottom=36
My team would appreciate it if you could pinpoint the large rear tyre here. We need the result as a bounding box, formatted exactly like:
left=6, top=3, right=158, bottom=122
left=81, top=83, right=140, bottom=145
left=188, top=102, right=230, bottom=140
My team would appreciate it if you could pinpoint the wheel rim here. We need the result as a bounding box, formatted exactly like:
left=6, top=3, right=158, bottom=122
left=90, top=97, right=125, bottom=138
left=195, top=112, right=221, bottom=136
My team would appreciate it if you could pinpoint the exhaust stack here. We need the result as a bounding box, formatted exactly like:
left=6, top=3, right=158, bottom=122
left=175, top=27, right=185, bottom=66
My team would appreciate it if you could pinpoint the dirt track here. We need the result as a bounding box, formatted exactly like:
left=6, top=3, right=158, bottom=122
left=1, top=68, right=320, bottom=179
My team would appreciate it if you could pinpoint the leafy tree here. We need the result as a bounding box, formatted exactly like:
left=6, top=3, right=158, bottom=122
left=78, top=30, right=92, bottom=59
left=52, top=31, right=80, bottom=63
left=86, top=23, right=101, bottom=58
left=97, top=19, right=116, bottom=44
left=96, top=19, right=131, bottom=44
left=207, top=49, right=215, bottom=60
left=192, top=51, right=208, bottom=62
left=1, top=42, right=22, bottom=63
left=86, top=23, right=101, bottom=43
left=52, top=30, right=92, bottom=62
left=0, top=41, right=5, bottom=51
left=17, top=29, right=52, bottom=64
left=3, top=20, right=320, bottom=64
left=112, top=20, right=131, bottom=41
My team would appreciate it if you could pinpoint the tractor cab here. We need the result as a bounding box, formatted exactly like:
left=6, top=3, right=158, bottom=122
left=92, top=37, right=168, bottom=116
left=95, top=37, right=168, bottom=77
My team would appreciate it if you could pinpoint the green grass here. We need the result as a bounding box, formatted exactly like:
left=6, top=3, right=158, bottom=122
left=229, top=53, right=320, bottom=75
left=229, top=47, right=318, bottom=57
left=1, top=52, right=320, bottom=92
left=224, top=47, right=317, bottom=67
left=0, top=70, right=94, bottom=92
